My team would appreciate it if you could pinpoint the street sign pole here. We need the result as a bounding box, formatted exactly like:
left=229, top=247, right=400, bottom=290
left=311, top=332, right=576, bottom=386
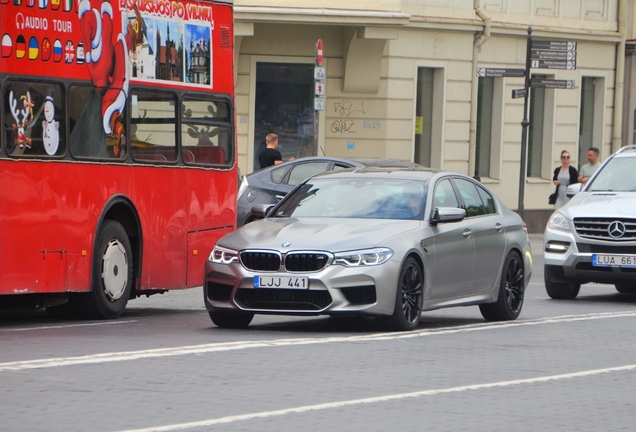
left=518, top=27, right=532, bottom=220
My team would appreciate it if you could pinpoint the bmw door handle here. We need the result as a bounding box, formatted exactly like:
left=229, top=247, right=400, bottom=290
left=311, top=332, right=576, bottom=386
left=495, top=223, right=504, bottom=233
left=463, top=229, right=472, bottom=238
left=275, top=195, right=285, bottom=201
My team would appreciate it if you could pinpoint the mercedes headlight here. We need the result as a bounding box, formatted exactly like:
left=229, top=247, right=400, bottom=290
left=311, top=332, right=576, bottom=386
left=209, top=246, right=239, bottom=264
left=547, top=212, right=570, bottom=232
left=333, top=248, right=393, bottom=267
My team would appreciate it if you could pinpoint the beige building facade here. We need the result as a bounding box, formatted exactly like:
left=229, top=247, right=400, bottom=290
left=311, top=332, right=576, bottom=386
left=234, top=0, right=632, bottom=232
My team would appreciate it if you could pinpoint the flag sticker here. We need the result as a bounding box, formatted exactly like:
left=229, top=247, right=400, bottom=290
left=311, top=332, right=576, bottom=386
left=38, top=0, right=47, bottom=8
left=76, top=41, right=84, bottom=64
left=27, top=0, right=35, bottom=7
left=16, top=35, right=26, bottom=59
left=28, top=36, right=38, bottom=60
left=2, top=34, right=12, bottom=58
left=41, top=38, right=51, bottom=61
left=51, top=0, right=59, bottom=9
left=63, top=0, right=71, bottom=12
left=64, top=40, right=74, bottom=63
left=53, top=39, right=62, bottom=62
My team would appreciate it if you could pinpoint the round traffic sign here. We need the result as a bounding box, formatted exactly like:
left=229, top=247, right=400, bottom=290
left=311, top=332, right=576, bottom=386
left=315, top=39, right=323, bottom=66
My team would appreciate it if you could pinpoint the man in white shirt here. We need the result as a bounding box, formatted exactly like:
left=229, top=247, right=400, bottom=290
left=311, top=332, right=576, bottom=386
left=578, top=147, right=601, bottom=184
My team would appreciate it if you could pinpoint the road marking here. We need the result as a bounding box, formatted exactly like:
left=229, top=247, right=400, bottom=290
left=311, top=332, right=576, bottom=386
left=120, top=363, right=636, bottom=431
left=1, top=311, right=635, bottom=372
left=0, top=320, right=138, bottom=333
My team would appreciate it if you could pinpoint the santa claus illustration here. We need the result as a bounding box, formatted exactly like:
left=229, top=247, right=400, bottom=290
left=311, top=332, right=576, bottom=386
left=78, top=0, right=144, bottom=157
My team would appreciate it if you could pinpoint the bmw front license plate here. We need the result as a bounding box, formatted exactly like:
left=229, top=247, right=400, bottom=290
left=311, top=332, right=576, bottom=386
left=254, top=275, right=309, bottom=289
left=592, top=254, right=636, bottom=268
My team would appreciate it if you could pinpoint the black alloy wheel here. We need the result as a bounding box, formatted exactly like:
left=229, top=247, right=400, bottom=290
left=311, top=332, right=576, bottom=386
left=380, top=257, right=424, bottom=331
left=480, top=251, right=524, bottom=321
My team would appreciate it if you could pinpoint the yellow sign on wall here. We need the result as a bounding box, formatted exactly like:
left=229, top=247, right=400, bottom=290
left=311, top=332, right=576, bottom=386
left=415, top=117, right=423, bottom=134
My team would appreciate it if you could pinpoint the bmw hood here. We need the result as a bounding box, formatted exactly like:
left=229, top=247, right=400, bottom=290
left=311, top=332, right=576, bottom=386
left=219, top=217, right=421, bottom=251
left=562, top=192, right=636, bottom=219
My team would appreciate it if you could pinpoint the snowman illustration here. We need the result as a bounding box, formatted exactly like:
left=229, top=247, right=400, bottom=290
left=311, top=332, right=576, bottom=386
left=42, top=91, right=60, bottom=156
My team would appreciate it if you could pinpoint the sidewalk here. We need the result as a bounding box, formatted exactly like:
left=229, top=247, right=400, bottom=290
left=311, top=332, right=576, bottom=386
left=529, top=233, right=543, bottom=255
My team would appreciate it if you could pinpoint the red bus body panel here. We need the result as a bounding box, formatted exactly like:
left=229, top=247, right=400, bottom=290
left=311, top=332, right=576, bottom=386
left=0, top=0, right=236, bottom=296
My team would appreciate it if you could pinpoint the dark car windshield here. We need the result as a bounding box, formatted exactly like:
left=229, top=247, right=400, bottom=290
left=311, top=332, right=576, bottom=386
left=272, top=178, right=428, bottom=220
left=587, top=157, right=636, bottom=192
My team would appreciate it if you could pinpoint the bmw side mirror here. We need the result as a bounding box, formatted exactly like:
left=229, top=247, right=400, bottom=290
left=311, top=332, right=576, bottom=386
left=251, top=204, right=276, bottom=220
left=431, top=207, right=466, bottom=225
left=566, top=183, right=582, bottom=198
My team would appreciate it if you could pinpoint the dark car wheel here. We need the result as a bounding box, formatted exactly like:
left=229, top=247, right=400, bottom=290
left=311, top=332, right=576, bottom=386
left=615, top=283, right=636, bottom=294
left=480, top=251, right=525, bottom=321
left=209, top=310, right=254, bottom=328
left=544, top=265, right=580, bottom=300
left=379, top=257, right=423, bottom=332
left=73, top=220, right=133, bottom=319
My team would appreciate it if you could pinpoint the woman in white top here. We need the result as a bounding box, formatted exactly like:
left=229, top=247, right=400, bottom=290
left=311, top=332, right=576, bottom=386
left=552, top=150, right=579, bottom=209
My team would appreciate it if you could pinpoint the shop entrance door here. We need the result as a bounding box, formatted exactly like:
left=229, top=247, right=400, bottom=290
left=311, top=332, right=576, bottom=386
left=254, top=63, right=316, bottom=170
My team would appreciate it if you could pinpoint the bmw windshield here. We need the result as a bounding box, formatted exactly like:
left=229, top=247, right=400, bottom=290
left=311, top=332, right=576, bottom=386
left=272, top=178, right=428, bottom=220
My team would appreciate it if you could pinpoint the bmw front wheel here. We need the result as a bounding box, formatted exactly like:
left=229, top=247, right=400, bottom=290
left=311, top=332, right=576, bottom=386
left=379, top=257, right=423, bottom=331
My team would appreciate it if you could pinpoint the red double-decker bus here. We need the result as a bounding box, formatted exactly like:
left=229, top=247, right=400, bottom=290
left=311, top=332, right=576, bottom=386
left=0, top=0, right=236, bottom=318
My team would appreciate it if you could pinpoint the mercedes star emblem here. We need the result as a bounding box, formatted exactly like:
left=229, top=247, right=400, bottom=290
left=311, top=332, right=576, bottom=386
left=608, top=221, right=627, bottom=238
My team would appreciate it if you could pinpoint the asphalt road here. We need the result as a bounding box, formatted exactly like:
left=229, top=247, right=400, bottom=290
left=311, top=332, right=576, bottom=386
left=2, top=234, right=636, bottom=431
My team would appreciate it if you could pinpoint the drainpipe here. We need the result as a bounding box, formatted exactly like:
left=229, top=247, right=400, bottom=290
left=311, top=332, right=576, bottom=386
left=613, top=0, right=627, bottom=153
left=469, top=0, right=491, bottom=177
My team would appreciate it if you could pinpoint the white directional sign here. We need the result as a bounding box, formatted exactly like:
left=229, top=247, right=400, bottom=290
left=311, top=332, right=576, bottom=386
left=314, top=67, right=326, bottom=80
left=531, top=50, right=576, bottom=61
left=314, top=97, right=325, bottom=111
left=512, top=88, right=527, bottom=99
left=315, top=82, right=325, bottom=96
left=476, top=67, right=525, bottom=78
left=532, top=41, right=577, bottom=51
left=531, top=59, right=576, bottom=70
left=531, top=79, right=575, bottom=89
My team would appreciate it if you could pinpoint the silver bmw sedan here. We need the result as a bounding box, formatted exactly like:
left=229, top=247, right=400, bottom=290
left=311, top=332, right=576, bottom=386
left=205, top=167, right=532, bottom=331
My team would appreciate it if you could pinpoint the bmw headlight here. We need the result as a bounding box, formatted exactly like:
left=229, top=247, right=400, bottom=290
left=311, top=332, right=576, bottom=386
left=333, top=248, right=393, bottom=267
left=547, top=212, right=570, bottom=232
left=209, top=246, right=239, bottom=264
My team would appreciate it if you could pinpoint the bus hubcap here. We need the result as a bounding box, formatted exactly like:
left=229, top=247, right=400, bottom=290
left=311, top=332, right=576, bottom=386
left=102, top=240, right=128, bottom=301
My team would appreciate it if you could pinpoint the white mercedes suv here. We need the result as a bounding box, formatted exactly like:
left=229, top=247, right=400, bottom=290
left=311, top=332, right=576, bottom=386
left=544, top=145, right=636, bottom=299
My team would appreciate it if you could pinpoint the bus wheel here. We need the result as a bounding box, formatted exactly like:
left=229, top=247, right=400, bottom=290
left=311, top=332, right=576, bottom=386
left=75, top=220, right=133, bottom=319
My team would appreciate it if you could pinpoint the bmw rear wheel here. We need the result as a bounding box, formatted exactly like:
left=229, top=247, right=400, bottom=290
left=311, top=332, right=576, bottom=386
left=480, top=251, right=525, bottom=321
left=380, top=257, right=423, bottom=331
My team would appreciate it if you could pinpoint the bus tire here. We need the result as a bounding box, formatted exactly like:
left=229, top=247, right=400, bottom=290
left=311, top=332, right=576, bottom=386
left=75, top=220, right=133, bottom=319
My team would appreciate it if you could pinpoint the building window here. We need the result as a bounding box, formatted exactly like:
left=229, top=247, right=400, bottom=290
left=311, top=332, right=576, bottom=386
left=527, top=74, right=554, bottom=178
left=414, top=67, right=444, bottom=169
left=579, top=77, right=595, bottom=168
left=476, top=77, right=493, bottom=178
left=528, top=75, right=546, bottom=177
left=415, top=68, right=434, bottom=167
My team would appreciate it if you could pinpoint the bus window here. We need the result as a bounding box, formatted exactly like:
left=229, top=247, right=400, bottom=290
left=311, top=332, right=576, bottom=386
left=69, top=85, right=124, bottom=160
left=182, top=98, right=233, bottom=166
left=130, top=90, right=177, bottom=162
left=4, top=81, right=65, bottom=158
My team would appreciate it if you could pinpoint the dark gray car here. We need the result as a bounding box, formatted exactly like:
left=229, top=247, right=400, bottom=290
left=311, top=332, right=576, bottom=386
left=236, top=157, right=421, bottom=226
